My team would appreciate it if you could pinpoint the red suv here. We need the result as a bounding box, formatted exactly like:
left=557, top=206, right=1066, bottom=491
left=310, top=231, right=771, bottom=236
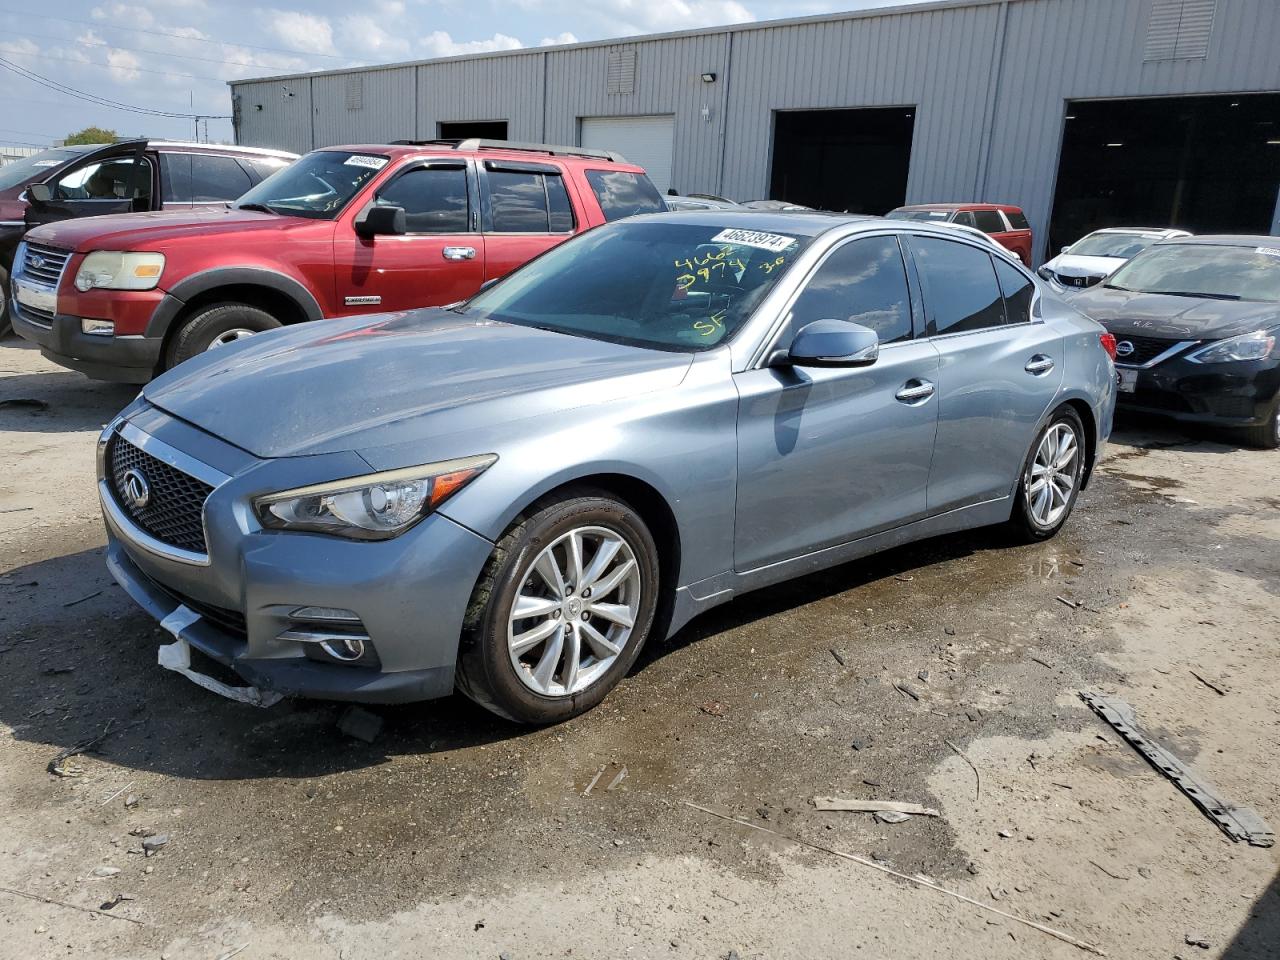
left=11, top=139, right=665, bottom=382
left=888, top=203, right=1034, bottom=265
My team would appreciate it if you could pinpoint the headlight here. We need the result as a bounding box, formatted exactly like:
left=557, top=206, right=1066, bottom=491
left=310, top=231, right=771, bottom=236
left=1037, top=266, right=1054, bottom=281
left=1187, top=330, right=1276, bottom=364
left=74, top=251, right=165, bottom=292
left=254, top=454, right=497, bottom=540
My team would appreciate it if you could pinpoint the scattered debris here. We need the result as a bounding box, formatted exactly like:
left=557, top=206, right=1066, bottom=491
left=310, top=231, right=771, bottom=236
left=606, top=767, right=628, bottom=791
left=944, top=739, right=981, bottom=800
left=699, top=701, right=727, bottom=717
left=141, top=834, right=169, bottom=856
left=1056, top=596, right=1082, bottom=609
left=62, top=589, right=102, bottom=608
left=683, top=802, right=1106, bottom=956
left=0, top=506, right=34, bottom=515
left=943, top=625, right=956, bottom=636
left=158, top=628, right=282, bottom=708
left=91, top=866, right=121, bottom=878
left=0, top=885, right=144, bottom=925
left=813, top=798, right=940, bottom=817
left=337, top=706, right=383, bottom=744
left=1189, top=670, right=1227, bottom=696
left=216, top=946, right=249, bottom=960
left=966, top=862, right=980, bottom=876
left=47, top=720, right=115, bottom=777
left=1029, top=654, right=1055, bottom=669
left=874, top=810, right=911, bottom=824
left=917, top=669, right=930, bottom=683
left=892, top=682, right=921, bottom=702
left=100, top=781, right=134, bottom=806
left=850, top=738, right=869, bottom=752
left=1137, top=866, right=1152, bottom=880
left=0, top=398, right=49, bottom=412
left=582, top=765, right=607, bottom=797
left=997, top=829, right=1013, bottom=839
left=1184, top=934, right=1210, bottom=950
left=1088, top=860, right=1130, bottom=881
left=99, top=893, right=134, bottom=911
left=894, top=575, right=914, bottom=582
left=829, top=648, right=846, bottom=666
left=1081, top=692, right=1273, bottom=848
left=123, top=793, right=139, bottom=808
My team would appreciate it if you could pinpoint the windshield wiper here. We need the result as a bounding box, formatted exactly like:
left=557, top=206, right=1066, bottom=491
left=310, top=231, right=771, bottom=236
left=1101, top=283, right=1130, bottom=291
left=237, top=202, right=277, bottom=214
left=1156, top=290, right=1242, bottom=301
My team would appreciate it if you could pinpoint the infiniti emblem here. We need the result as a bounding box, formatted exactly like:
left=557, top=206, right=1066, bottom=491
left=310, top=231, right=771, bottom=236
left=1115, top=340, right=1135, bottom=358
left=121, top=468, right=151, bottom=510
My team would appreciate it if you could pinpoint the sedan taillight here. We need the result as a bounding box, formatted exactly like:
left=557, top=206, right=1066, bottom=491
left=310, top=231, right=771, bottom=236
left=1099, top=332, right=1117, bottom=361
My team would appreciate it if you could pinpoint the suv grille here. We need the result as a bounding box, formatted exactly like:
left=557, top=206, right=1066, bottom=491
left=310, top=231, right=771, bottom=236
left=21, top=241, right=72, bottom=288
left=1113, top=334, right=1190, bottom=366
left=107, top=434, right=214, bottom=555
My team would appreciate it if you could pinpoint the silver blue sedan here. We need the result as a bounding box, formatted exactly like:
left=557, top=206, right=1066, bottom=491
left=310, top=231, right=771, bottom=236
left=100, top=212, right=1117, bottom=723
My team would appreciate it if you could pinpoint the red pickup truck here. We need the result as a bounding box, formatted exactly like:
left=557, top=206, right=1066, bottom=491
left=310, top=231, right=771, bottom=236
left=11, top=139, right=665, bottom=382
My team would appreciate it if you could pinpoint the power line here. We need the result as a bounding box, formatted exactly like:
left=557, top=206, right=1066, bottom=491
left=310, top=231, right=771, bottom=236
left=1, top=47, right=226, bottom=83
left=0, top=125, right=59, bottom=140
left=9, top=28, right=312, bottom=72
left=0, top=8, right=349, bottom=61
left=0, top=57, right=231, bottom=119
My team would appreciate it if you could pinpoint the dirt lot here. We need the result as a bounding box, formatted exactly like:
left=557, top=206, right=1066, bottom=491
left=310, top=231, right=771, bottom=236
left=1, top=338, right=1277, bottom=960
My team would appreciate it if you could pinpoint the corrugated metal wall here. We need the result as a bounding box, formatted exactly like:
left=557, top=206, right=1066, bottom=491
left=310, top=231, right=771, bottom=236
left=230, top=0, right=1280, bottom=261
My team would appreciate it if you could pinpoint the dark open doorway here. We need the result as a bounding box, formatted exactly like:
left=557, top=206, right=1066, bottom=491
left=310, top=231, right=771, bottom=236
left=438, top=120, right=509, bottom=140
left=1048, top=93, right=1280, bottom=254
left=769, top=107, right=915, bottom=213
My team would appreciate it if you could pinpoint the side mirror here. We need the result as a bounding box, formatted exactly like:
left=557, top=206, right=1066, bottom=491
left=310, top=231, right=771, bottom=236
left=785, top=319, right=880, bottom=368
left=1060, top=245, right=1072, bottom=255
left=477, top=277, right=501, bottom=293
left=355, top=203, right=406, bottom=238
left=27, top=183, right=51, bottom=204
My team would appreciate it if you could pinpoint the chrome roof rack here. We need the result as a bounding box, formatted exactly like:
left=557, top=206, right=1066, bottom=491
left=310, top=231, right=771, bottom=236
left=388, top=138, right=626, bottom=163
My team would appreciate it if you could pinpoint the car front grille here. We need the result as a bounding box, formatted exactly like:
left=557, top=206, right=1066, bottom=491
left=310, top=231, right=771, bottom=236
left=107, top=433, right=214, bottom=555
left=21, top=241, right=72, bottom=287
left=1112, top=335, right=1190, bottom=367
left=1054, top=272, right=1102, bottom=289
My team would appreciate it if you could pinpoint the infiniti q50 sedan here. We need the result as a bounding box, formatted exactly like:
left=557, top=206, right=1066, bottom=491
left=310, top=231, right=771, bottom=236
left=99, top=212, right=1117, bottom=723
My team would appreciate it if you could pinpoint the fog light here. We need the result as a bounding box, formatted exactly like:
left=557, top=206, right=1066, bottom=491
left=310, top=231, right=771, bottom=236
left=81, top=318, right=114, bottom=336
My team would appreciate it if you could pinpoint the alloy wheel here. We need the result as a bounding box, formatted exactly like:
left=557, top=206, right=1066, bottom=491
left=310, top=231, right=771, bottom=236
left=1026, top=422, right=1080, bottom=527
left=508, top=525, right=642, bottom=697
left=208, top=328, right=257, bottom=349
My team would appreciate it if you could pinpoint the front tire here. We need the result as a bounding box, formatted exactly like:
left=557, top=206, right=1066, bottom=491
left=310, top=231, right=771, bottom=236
left=0, top=264, right=11, bottom=337
left=1238, top=403, right=1280, bottom=450
left=456, top=491, right=660, bottom=724
left=1007, top=406, right=1086, bottom=543
left=165, top=302, right=282, bottom=369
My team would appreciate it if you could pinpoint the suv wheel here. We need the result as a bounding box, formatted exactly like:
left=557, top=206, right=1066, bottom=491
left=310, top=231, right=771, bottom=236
left=167, top=302, right=282, bottom=369
left=1007, top=406, right=1086, bottom=542
left=456, top=490, right=660, bottom=724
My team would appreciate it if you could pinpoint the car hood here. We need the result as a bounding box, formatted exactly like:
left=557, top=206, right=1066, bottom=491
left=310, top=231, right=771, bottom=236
left=1044, top=254, right=1123, bottom=277
left=1069, top=285, right=1279, bottom=340
left=143, top=309, right=694, bottom=459
left=25, top=207, right=321, bottom=253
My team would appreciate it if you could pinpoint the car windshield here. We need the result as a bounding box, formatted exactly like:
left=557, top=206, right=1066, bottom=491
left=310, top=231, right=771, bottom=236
left=461, top=220, right=812, bottom=351
left=0, top=147, right=90, bottom=192
left=1105, top=244, right=1280, bottom=302
left=234, top=150, right=386, bottom=219
left=890, top=209, right=952, bottom=222
left=1069, top=232, right=1163, bottom=259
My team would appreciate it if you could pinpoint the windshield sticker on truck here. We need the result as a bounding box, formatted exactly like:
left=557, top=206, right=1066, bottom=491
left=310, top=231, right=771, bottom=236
left=1256, top=246, right=1280, bottom=259
left=710, top=229, right=798, bottom=253
left=344, top=154, right=389, bottom=170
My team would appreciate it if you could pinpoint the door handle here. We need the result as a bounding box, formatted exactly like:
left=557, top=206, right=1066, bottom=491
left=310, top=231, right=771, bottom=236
left=442, top=246, right=476, bottom=261
left=1025, top=354, right=1055, bottom=375
left=895, top=379, right=935, bottom=404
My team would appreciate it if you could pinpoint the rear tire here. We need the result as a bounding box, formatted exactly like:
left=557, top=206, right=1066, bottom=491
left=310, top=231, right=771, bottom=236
left=165, top=302, right=281, bottom=369
left=456, top=490, right=659, bottom=725
left=1006, top=406, right=1086, bottom=543
left=1238, top=404, right=1280, bottom=450
left=0, top=264, right=11, bottom=337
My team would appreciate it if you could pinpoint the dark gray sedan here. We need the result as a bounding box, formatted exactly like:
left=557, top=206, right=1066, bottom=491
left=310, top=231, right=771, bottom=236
left=99, top=212, right=1116, bottom=723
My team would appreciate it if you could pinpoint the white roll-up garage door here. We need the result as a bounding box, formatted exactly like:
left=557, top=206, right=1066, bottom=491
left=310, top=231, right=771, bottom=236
left=580, top=115, right=675, bottom=193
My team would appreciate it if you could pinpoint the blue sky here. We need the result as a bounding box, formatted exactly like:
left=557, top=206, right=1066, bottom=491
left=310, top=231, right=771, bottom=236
left=0, top=0, right=930, bottom=148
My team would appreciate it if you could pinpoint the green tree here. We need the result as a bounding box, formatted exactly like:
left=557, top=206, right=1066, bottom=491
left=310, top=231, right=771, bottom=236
left=63, top=126, right=118, bottom=145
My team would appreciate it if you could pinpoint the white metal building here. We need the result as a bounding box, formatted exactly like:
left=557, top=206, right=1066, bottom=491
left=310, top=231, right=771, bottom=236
left=229, top=0, right=1280, bottom=261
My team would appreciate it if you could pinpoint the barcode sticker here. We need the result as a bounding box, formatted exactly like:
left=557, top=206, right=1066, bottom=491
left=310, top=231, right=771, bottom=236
left=711, top=229, right=797, bottom=253
left=344, top=154, right=389, bottom=170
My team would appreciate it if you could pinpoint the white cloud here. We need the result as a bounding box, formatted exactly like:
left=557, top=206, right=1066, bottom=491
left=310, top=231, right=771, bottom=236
left=418, top=31, right=524, bottom=58
left=540, top=32, right=579, bottom=46
left=339, top=14, right=412, bottom=58
left=266, top=10, right=339, bottom=55
left=105, top=48, right=142, bottom=83
left=512, top=0, right=754, bottom=35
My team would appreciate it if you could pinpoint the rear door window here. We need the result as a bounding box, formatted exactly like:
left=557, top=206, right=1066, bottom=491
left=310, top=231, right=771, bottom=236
left=951, top=211, right=976, bottom=228
left=911, top=236, right=1006, bottom=335
left=375, top=164, right=471, bottom=233
left=973, top=209, right=1007, bottom=234
left=787, top=235, right=914, bottom=344
left=189, top=154, right=254, bottom=202
left=994, top=258, right=1034, bottom=325
left=160, top=154, right=192, bottom=204
left=484, top=165, right=576, bottom=233
left=584, top=170, right=666, bottom=222
left=1004, top=209, right=1030, bottom=230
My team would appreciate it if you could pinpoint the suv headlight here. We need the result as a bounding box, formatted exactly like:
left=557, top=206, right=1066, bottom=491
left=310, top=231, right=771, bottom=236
left=1187, top=330, right=1276, bottom=364
left=74, top=251, right=165, bottom=292
left=255, top=455, right=497, bottom=540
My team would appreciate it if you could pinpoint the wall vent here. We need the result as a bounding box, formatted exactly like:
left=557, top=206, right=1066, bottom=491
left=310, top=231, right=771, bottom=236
left=346, top=75, right=364, bottom=110
left=1145, top=0, right=1216, bottom=61
left=606, top=50, right=636, bottom=95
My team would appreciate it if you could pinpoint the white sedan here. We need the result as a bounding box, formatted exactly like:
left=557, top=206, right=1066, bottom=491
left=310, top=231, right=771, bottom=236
left=1039, top=227, right=1191, bottom=291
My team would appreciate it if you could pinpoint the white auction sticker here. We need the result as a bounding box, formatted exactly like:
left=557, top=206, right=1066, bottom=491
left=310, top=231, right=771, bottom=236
left=711, top=228, right=797, bottom=253
left=344, top=154, right=389, bottom=170
left=1256, top=246, right=1280, bottom=259
left=33, top=160, right=62, bottom=167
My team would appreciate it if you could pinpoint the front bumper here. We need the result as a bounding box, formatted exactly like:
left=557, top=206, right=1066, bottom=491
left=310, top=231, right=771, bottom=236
left=11, top=297, right=162, bottom=383
left=100, top=409, right=497, bottom=704
left=1115, top=352, right=1280, bottom=427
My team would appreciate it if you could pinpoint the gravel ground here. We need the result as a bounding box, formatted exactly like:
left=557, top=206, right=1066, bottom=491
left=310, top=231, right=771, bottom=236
left=1, top=338, right=1277, bottom=960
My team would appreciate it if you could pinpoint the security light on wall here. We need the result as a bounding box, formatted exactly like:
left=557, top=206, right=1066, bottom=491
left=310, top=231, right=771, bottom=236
left=700, top=72, right=717, bottom=83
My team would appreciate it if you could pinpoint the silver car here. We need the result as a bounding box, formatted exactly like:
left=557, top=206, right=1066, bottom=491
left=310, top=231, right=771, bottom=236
left=100, top=212, right=1116, bottom=723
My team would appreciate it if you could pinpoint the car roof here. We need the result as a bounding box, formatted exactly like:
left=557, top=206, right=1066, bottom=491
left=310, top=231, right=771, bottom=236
left=320, top=140, right=647, bottom=172
left=1088, top=227, right=1189, bottom=237
left=1156, top=235, right=1279, bottom=248
left=894, top=202, right=1023, bottom=213
left=148, top=141, right=298, bottom=159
